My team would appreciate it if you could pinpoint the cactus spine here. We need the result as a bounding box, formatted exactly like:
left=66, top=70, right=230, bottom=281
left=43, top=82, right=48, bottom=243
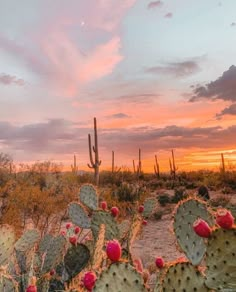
left=87, top=117, right=101, bottom=185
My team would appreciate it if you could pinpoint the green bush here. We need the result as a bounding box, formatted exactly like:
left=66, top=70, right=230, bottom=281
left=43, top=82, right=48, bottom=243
left=158, top=194, right=171, bottom=206
left=171, top=187, right=188, bottom=204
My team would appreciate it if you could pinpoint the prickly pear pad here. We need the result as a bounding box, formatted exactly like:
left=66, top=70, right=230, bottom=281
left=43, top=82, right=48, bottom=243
left=0, top=275, right=18, bottom=292
left=15, top=229, right=40, bottom=252
left=118, top=220, right=131, bottom=240
left=68, top=202, right=91, bottom=228
left=64, top=244, right=90, bottom=280
left=0, top=225, right=15, bottom=266
left=91, top=210, right=119, bottom=241
left=79, top=184, right=98, bottom=211
left=155, top=262, right=208, bottom=292
left=92, top=224, right=105, bottom=270
left=41, top=235, right=66, bottom=275
left=93, top=262, right=147, bottom=292
left=143, top=198, right=157, bottom=218
left=173, top=198, right=213, bottom=265
left=205, top=228, right=236, bottom=291
left=128, top=214, right=142, bottom=254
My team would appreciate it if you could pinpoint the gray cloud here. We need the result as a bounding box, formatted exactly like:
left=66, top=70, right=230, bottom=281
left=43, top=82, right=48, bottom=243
left=106, top=113, right=131, bottom=119
left=165, top=12, right=173, bottom=18
left=146, top=61, right=200, bottom=77
left=1, top=120, right=236, bottom=160
left=0, top=73, right=25, bottom=86
left=147, top=1, right=163, bottom=9
left=190, top=65, right=236, bottom=102
left=231, top=22, right=236, bottom=26
left=216, top=103, right=236, bottom=120
left=116, top=93, right=159, bottom=104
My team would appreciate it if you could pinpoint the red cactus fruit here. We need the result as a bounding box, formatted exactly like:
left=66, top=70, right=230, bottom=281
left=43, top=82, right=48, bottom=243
left=101, top=201, right=107, bottom=210
left=111, top=206, right=119, bottom=217
left=66, top=222, right=72, bottom=229
left=106, top=240, right=121, bottom=262
left=74, top=226, right=80, bottom=234
left=26, top=277, right=37, bottom=292
left=49, top=269, right=55, bottom=276
left=60, top=230, right=66, bottom=236
left=142, top=220, right=147, bottom=225
left=83, top=271, right=97, bottom=291
left=216, top=209, right=234, bottom=229
left=138, top=205, right=144, bottom=213
left=193, top=218, right=212, bottom=238
left=69, top=235, right=77, bottom=245
left=155, top=257, right=164, bottom=269
left=26, top=286, right=37, bottom=292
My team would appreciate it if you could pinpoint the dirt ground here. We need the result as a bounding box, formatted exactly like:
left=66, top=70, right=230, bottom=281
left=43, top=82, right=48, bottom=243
left=132, top=213, right=184, bottom=267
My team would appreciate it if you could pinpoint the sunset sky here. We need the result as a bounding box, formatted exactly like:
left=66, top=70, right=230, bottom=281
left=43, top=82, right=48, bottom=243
left=1, top=0, right=236, bottom=172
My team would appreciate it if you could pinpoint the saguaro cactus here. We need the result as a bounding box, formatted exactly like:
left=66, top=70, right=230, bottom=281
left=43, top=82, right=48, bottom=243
left=112, top=151, right=121, bottom=174
left=87, top=117, right=101, bottom=185
left=154, top=154, right=160, bottom=178
left=221, top=153, right=225, bottom=173
left=169, top=149, right=177, bottom=179
left=71, top=154, right=78, bottom=173
left=133, top=148, right=142, bottom=178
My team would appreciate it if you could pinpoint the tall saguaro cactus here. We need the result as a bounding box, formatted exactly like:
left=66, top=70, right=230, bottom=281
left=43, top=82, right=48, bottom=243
left=87, top=117, right=101, bottom=185
left=133, top=148, right=142, bottom=179
left=169, top=149, right=177, bottom=179
left=221, top=153, right=225, bottom=173
left=154, top=154, right=160, bottom=178
left=71, top=154, right=78, bottom=173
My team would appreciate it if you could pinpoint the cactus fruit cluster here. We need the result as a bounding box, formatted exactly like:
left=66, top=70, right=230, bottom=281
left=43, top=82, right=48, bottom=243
left=0, top=184, right=235, bottom=291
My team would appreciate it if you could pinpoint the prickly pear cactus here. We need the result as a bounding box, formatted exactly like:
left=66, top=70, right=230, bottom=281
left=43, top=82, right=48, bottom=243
left=68, top=202, right=91, bottom=228
left=38, top=234, right=54, bottom=256
left=15, top=229, right=40, bottom=252
left=93, top=262, right=147, bottom=292
left=79, top=184, right=98, bottom=210
left=64, top=244, right=90, bottom=280
left=41, top=235, right=66, bottom=275
left=128, top=214, right=142, bottom=254
left=118, top=220, right=131, bottom=240
left=0, top=225, right=15, bottom=266
left=205, top=228, right=236, bottom=291
left=143, top=198, right=157, bottom=218
left=173, top=198, right=213, bottom=265
left=91, top=210, right=119, bottom=241
left=92, top=224, right=105, bottom=270
left=154, top=261, right=209, bottom=292
left=0, top=274, right=18, bottom=291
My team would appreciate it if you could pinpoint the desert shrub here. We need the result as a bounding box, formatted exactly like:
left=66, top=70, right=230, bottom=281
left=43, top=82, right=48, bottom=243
left=158, top=194, right=171, bottom=206
left=112, top=182, right=146, bottom=202
left=171, top=187, right=188, bottom=203
left=197, top=185, right=210, bottom=200
left=153, top=209, right=164, bottom=220
left=210, top=194, right=232, bottom=207
left=222, top=186, right=233, bottom=194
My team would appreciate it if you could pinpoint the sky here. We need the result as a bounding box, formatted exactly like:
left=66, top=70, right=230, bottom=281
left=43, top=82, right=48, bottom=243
left=0, top=0, right=236, bottom=172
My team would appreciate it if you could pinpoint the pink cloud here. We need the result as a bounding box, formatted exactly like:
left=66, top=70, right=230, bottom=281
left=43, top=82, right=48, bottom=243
left=41, top=32, right=123, bottom=96
left=81, top=0, right=137, bottom=32
left=165, top=12, right=173, bottom=18
left=147, top=1, right=163, bottom=10
left=0, top=73, right=25, bottom=86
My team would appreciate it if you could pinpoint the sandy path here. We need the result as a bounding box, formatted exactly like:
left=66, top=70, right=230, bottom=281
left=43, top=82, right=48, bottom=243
left=132, top=213, right=184, bottom=267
